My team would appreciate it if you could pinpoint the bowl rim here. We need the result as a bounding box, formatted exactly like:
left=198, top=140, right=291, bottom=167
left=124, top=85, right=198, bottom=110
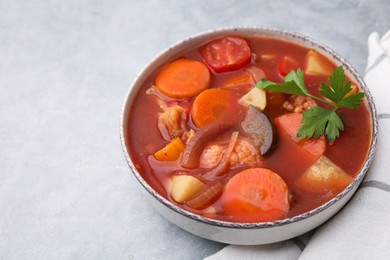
left=120, top=26, right=378, bottom=229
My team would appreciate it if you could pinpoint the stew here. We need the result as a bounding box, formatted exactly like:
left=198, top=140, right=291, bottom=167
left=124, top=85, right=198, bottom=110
left=126, top=35, right=372, bottom=223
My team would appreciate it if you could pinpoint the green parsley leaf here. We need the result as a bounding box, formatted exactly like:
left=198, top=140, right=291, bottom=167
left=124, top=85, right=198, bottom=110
left=327, top=66, right=349, bottom=103
left=337, top=92, right=365, bottom=109
left=256, top=69, right=308, bottom=96
left=298, top=107, right=344, bottom=141
left=319, top=66, right=365, bottom=109
left=257, top=65, right=365, bottom=141
left=284, top=69, right=308, bottom=95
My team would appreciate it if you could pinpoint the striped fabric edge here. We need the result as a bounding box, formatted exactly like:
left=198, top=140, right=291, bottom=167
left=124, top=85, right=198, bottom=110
left=365, top=53, right=388, bottom=74
left=360, top=180, right=390, bottom=192
left=378, top=113, right=390, bottom=119
left=358, top=114, right=390, bottom=192
left=291, top=237, right=306, bottom=251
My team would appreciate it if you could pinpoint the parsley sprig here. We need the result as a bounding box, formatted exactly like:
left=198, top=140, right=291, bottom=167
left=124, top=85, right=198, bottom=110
left=256, top=66, right=365, bottom=141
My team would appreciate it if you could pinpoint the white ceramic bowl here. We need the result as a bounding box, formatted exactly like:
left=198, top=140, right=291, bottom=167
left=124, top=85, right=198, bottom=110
left=120, top=27, right=378, bottom=245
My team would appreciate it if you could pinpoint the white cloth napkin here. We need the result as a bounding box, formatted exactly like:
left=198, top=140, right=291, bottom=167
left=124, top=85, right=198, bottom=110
left=205, top=31, right=390, bottom=260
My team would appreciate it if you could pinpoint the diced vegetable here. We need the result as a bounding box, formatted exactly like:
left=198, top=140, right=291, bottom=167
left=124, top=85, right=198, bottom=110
left=221, top=168, right=289, bottom=223
left=278, top=56, right=299, bottom=77
left=275, top=113, right=326, bottom=156
left=170, top=175, right=206, bottom=203
left=154, top=137, right=186, bottom=161
left=191, top=88, right=240, bottom=128
left=200, top=36, right=251, bottom=73
left=296, top=155, right=353, bottom=194
left=155, top=59, right=210, bottom=98
left=202, top=206, right=217, bottom=219
left=181, top=122, right=233, bottom=169
left=222, top=73, right=253, bottom=89
left=238, top=87, right=267, bottom=110
left=305, top=50, right=334, bottom=76
left=158, top=105, right=187, bottom=140
left=259, top=54, right=276, bottom=62
left=241, top=105, right=275, bottom=155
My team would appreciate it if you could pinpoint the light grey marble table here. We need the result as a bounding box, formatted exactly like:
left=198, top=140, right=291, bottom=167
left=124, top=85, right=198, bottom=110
left=1, top=1, right=389, bottom=259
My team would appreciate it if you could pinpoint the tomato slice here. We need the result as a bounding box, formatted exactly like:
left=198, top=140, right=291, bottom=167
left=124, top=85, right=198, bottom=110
left=200, top=36, right=251, bottom=73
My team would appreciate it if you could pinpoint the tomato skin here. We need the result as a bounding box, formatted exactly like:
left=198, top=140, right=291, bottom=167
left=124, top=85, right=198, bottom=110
left=200, top=36, right=251, bottom=73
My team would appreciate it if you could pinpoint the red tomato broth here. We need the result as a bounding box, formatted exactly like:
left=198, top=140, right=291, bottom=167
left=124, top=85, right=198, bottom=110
left=126, top=35, right=372, bottom=222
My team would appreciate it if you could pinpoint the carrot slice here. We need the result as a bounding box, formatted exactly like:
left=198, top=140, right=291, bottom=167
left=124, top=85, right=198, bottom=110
left=191, top=88, right=240, bottom=128
left=275, top=113, right=326, bottom=156
left=222, top=73, right=253, bottom=89
left=154, top=137, right=186, bottom=161
left=155, top=59, right=210, bottom=99
left=221, top=168, right=289, bottom=223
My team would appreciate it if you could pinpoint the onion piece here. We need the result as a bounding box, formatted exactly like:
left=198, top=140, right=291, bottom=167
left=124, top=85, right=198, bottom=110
left=180, top=123, right=233, bottom=169
left=186, top=182, right=224, bottom=209
left=203, top=131, right=239, bottom=179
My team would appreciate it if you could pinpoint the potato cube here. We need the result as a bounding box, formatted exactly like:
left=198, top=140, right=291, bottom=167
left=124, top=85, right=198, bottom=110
left=296, top=155, right=353, bottom=194
left=305, top=50, right=334, bottom=76
left=171, top=175, right=206, bottom=203
left=238, top=87, right=267, bottom=110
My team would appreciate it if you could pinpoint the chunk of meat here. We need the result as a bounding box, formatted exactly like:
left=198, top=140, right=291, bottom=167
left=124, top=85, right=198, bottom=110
left=283, top=95, right=317, bottom=113
left=200, top=138, right=260, bottom=168
left=158, top=105, right=187, bottom=140
left=201, top=132, right=239, bottom=179
left=180, top=123, right=233, bottom=169
left=200, top=145, right=224, bottom=168
left=229, top=138, right=260, bottom=167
